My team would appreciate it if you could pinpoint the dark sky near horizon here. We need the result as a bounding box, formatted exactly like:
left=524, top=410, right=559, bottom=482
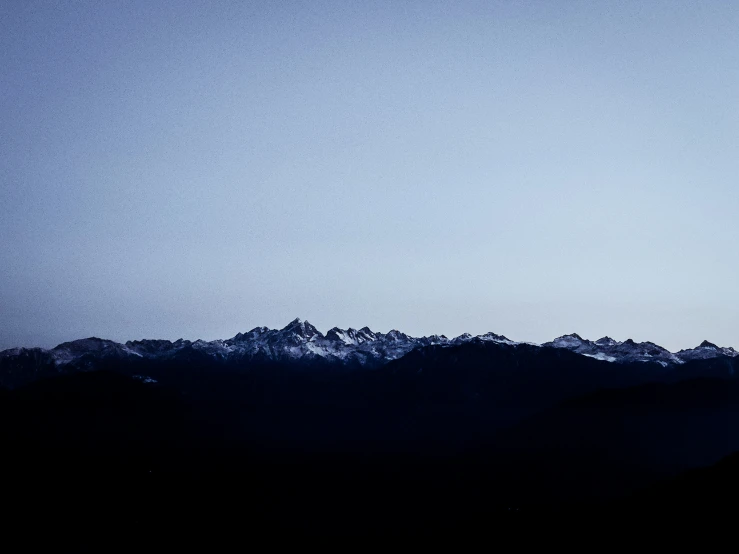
left=2, top=1, right=739, bottom=351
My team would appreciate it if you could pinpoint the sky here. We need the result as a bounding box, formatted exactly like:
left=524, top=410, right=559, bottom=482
left=1, top=0, right=738, bottom=351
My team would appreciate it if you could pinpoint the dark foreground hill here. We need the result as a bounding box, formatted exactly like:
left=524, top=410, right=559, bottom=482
left=6, top=340, right=738, bottom=446
left=4, top=363, right=739, bottom=544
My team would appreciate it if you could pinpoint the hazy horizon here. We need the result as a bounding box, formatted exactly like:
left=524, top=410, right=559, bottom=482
left=2, top=1, right=738, bottom=351
left=3, top=315, right=735, bottom=354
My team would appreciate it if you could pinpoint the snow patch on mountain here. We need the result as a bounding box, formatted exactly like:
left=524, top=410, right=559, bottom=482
left=543, top=335, right=685, bottom=365
left=676, top=340, right=739, bottom=361
left=583, top=353, right=618, bottom=363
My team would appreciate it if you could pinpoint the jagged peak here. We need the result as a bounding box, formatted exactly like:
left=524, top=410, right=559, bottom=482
left=325, top=327, right=349, bottom=342
left=326, top=326, right=377, bottom=345
left=643, top=341, right=666, bottom=349
left=546, top=333, right=587, bottom=347
left=281, top=318, right=300, bottom=329
left=281, top=317, right=305, bottom=330
left=126, top=338, right=173, bottom=347
left=595, top=336, right=618, bottom=346
left=385, top=329, right=409, bottom=341
left=280, top=318, right=322, bottom=339
left=479, top=332, right=511, bottom=341
left=231, top=326, right=269, bottom=342
left=699, top=340, right=719, bottom=349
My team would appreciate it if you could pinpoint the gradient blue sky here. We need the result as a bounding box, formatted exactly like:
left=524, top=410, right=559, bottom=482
left=2, top=0, right=738, bottom=351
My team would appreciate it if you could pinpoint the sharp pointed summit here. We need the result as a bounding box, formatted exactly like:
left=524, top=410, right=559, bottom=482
left=281, top=318, right=322, bottom=339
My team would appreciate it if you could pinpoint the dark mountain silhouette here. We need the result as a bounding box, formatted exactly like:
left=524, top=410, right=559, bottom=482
left=622, top=450, right=739, bottom=519
left=477, top=377, right=739, bottom=505
left=3, top=319, right=738, bottom=390
left=3, top=338, right=739, bottom=541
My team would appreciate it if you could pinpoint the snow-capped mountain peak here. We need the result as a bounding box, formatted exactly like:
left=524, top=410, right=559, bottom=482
left=231, top=327, right=269, bottom=342
left=547, top=334, right=588, bottom=348
left=281, top=318, right=322, bottom=340
left=677, top=340, right=739, bottom=361
left=477, top=332, right=515, bottom=344
left=358, top=326, right=376, bottom=338
left=325, top=327, right=372, bottom=345
left=452, top=333, right=473, bottom=345
left=543, top=335, right=682, bottom=365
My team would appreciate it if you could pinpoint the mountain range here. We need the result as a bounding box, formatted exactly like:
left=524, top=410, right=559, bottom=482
left=2, top=318, right=736, bottom=389
left=3, top=318, right=739, bottom=540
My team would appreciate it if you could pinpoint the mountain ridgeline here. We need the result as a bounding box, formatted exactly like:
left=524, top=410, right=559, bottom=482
left=1, top=318, right=736, bottom=389
left=2, top=319, right=739, bottom=450
left=2, top=319, right=739, bottom=540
